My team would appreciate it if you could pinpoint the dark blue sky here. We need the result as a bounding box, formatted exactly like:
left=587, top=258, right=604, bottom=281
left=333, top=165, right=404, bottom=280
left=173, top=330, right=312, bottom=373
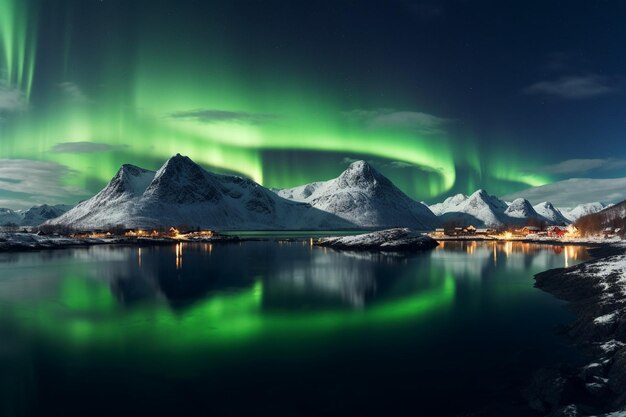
left=1, top=0, right=626, bottom=208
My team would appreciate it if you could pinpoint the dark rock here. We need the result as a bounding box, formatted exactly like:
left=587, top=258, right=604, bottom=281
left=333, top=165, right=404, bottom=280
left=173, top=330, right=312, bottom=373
left=608, top=347, right=626, bottom=394
left=315, top=228, right=439, bottom=251
left=547, top=404, right=580, bottom=417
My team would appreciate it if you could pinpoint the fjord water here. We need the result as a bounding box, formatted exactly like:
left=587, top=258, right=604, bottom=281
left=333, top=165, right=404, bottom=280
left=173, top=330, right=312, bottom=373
left=0, top=241, right=588, bottom=416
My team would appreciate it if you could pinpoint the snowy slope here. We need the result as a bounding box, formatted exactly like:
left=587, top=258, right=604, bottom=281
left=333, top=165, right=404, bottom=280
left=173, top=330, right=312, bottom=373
left=590, top=200, right=626, bottom=224
left=47, top=164, right=157, bottom=228
left=504, top=198, right=545, bottom=225
left=48, top=154, right=353, bottom=230
left=430, top=189, right=509, bottom=228
left=533, top=202, right=570, bottom=225
left=563, top=202, right=611, bottom=222
left=428, top=193, right=468, bottom=216
left=276, top=161, right=440, bottom=230
left=20, top=204, right=73, bottom=226
left=0, top=208, right=22, bottom=226
left=1, top=205, right=72, bottom=227
left=430, top=190, right=580, bottom=227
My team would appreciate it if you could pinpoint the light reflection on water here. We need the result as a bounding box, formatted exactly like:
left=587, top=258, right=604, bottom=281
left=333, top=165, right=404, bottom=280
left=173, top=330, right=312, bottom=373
left=0, top=241, right=590, bottom=417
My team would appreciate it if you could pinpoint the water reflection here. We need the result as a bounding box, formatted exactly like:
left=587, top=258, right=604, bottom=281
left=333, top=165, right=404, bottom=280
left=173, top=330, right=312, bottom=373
left=0, top=242, right=591, bottom=350
left=433, top=241, right=589, bottom=279
left=0, top=241, right=591, bottom=417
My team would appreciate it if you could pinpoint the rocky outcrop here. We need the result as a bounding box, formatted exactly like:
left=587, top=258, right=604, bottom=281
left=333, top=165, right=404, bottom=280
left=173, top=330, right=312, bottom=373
left=315, top=228, right=439, bottom=251
left=531, top=244, right=626, bottom=416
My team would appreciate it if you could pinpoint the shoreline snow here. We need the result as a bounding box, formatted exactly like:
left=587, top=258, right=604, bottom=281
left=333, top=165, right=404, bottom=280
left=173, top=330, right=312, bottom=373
left=0, top=233, right=238, bottom=252
left=316, top=228, right=439, bottom=251
left=530, top=242, right=626, bottom=416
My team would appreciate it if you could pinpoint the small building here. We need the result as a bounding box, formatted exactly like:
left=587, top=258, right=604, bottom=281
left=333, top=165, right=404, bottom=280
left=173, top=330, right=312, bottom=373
left=520, top=226, right=541, bottom=235
left=466, top=225, right=477, bottom=234
left=433, top=228, right=446, bottom=236
left=603, top=227, right=615, bottom=238
left=547, top=226, right=567, bottom=238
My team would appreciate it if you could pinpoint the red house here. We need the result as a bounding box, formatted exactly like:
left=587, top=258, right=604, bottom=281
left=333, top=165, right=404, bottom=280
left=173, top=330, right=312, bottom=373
left=547, top=226, right=567, bottom=237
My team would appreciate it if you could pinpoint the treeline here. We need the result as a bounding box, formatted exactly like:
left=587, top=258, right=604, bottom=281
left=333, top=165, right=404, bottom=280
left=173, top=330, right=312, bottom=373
left=575, top=200, right=626, bottom=236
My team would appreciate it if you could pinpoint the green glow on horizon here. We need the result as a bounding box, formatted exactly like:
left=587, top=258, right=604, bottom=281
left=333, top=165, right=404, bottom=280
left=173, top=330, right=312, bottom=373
left=0, top=0, right=557, bottom=204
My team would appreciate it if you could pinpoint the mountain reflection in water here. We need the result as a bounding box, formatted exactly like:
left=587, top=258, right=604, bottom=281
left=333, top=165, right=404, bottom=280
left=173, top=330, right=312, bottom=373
left=0, top=240, right=590, bottom=417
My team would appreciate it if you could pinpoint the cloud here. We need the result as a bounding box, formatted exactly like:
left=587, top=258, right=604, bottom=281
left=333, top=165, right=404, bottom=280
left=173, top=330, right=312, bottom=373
left=340, top=157, right=443, bottom=175
left=59, top=82, right=91, bottom=103
left=344, top=108, right=450, bottom=134
left=524, top=74, right=615, bottom=99
left=0, top=159, right=88, bottom=209
left=388, top=161, right=414, bottom=169
left=0, top=81, right=27, bottom=114
left=168, top=109, right=279, bottom=125
left=341, top=157, right=361, bottom=165
left=539, top=158, right=626, bottom=175
left=502, top=177, right=626, bottom=208
left=51, top=141, right=127, bottom=154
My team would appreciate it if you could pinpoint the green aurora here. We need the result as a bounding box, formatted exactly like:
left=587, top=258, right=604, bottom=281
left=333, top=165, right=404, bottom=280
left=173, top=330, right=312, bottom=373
left=0, top=0, right=552, bottom=205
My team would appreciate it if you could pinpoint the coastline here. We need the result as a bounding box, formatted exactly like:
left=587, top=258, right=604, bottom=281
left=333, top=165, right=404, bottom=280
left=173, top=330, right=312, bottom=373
left=530, top=242, right=626, bottom=416
left=0, top=233, right=240, bottom=253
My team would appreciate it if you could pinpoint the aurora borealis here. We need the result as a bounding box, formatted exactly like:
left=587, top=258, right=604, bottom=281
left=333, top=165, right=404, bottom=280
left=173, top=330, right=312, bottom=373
left=2, top=0, right=626, bottom=208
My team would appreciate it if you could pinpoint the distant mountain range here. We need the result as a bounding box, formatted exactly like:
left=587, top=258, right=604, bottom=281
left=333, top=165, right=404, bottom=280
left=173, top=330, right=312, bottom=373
left=1, top=154, right=612, bottom=231
left=0, top=204, right=73, bottom=227
left=427, top=190, right=580, bottom=228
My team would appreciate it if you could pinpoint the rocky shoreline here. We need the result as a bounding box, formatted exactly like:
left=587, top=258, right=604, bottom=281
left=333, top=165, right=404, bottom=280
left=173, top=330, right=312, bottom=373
left=530, top=243, right=626, bottom=416
left=0, top=233, right=239, bottom=252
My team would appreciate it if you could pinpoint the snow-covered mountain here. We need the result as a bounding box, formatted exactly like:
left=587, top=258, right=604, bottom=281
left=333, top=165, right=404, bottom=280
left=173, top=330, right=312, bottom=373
left=429, top=190, right=510, bottom=228
left=0, top=205, right=72, bottom=227
left=504, top=198, right=544, bottom=225
left=0, top=208, right=22, bottom=226
left=20, top=204, right=74, bottom=226
left=562, top=202, right=611, bottom=222
left=533, top=202, right=570, bottom=225
left=47, top=154, right=354, bottom=230
left=275, top=161, right=440, bottom=230
left=429, top=191, right=571, bottom=228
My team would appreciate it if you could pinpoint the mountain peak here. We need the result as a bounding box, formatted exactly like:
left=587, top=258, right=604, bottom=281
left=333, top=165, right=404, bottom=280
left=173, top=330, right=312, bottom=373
left=161, top=153, right=196, bottom=168
left=508, top=197, right=532, bottom=207
left=471, top=189, right=488, bottom=198
left=153, top=154, right=207, bottom=181
left=347, top=160, right=372, bottom=171
left=337, top=160, right=387, bottom=188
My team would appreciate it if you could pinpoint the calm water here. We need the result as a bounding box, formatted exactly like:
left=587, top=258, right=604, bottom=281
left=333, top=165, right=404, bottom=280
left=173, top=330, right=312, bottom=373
left=0, top=241, right=589, bottom=417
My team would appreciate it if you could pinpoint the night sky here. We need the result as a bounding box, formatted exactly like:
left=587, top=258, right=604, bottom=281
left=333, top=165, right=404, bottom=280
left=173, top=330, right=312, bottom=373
left=1, top=0, right=626, bottom=208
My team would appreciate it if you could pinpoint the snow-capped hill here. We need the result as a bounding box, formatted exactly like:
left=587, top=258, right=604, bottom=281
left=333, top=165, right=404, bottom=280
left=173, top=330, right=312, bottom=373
left=274, top=182, right=324, bottom=202
left=563, top=202, right=610, bottom=222
left=431, top=190, right=580, bottom=227
left=428, top=193, right=467, bottom=216
left=276, top=161, right=440, bottom=230
left=533, top=202, right=570, bottom=225
left=142, top=154, right=222, bottom=204
left=432, top=189, right=510, bottom=228
left=20, top=204, right=73, bottom=226
left=106, top=164, right=156, bottom=198
left=504, top=198, right=542, bottom=222
left=596, top=200, right=626, bottom=223
left=466, top=189, right=508, bottom=212
left=47, top=164, right=157, bottom=228
left=1, top=204, right=73, bottom=227
left=0, top=208, right=21, bottom=226
left=47, top=154, right=353, bottom=230
left=335, top=160, right=382, bottom=189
